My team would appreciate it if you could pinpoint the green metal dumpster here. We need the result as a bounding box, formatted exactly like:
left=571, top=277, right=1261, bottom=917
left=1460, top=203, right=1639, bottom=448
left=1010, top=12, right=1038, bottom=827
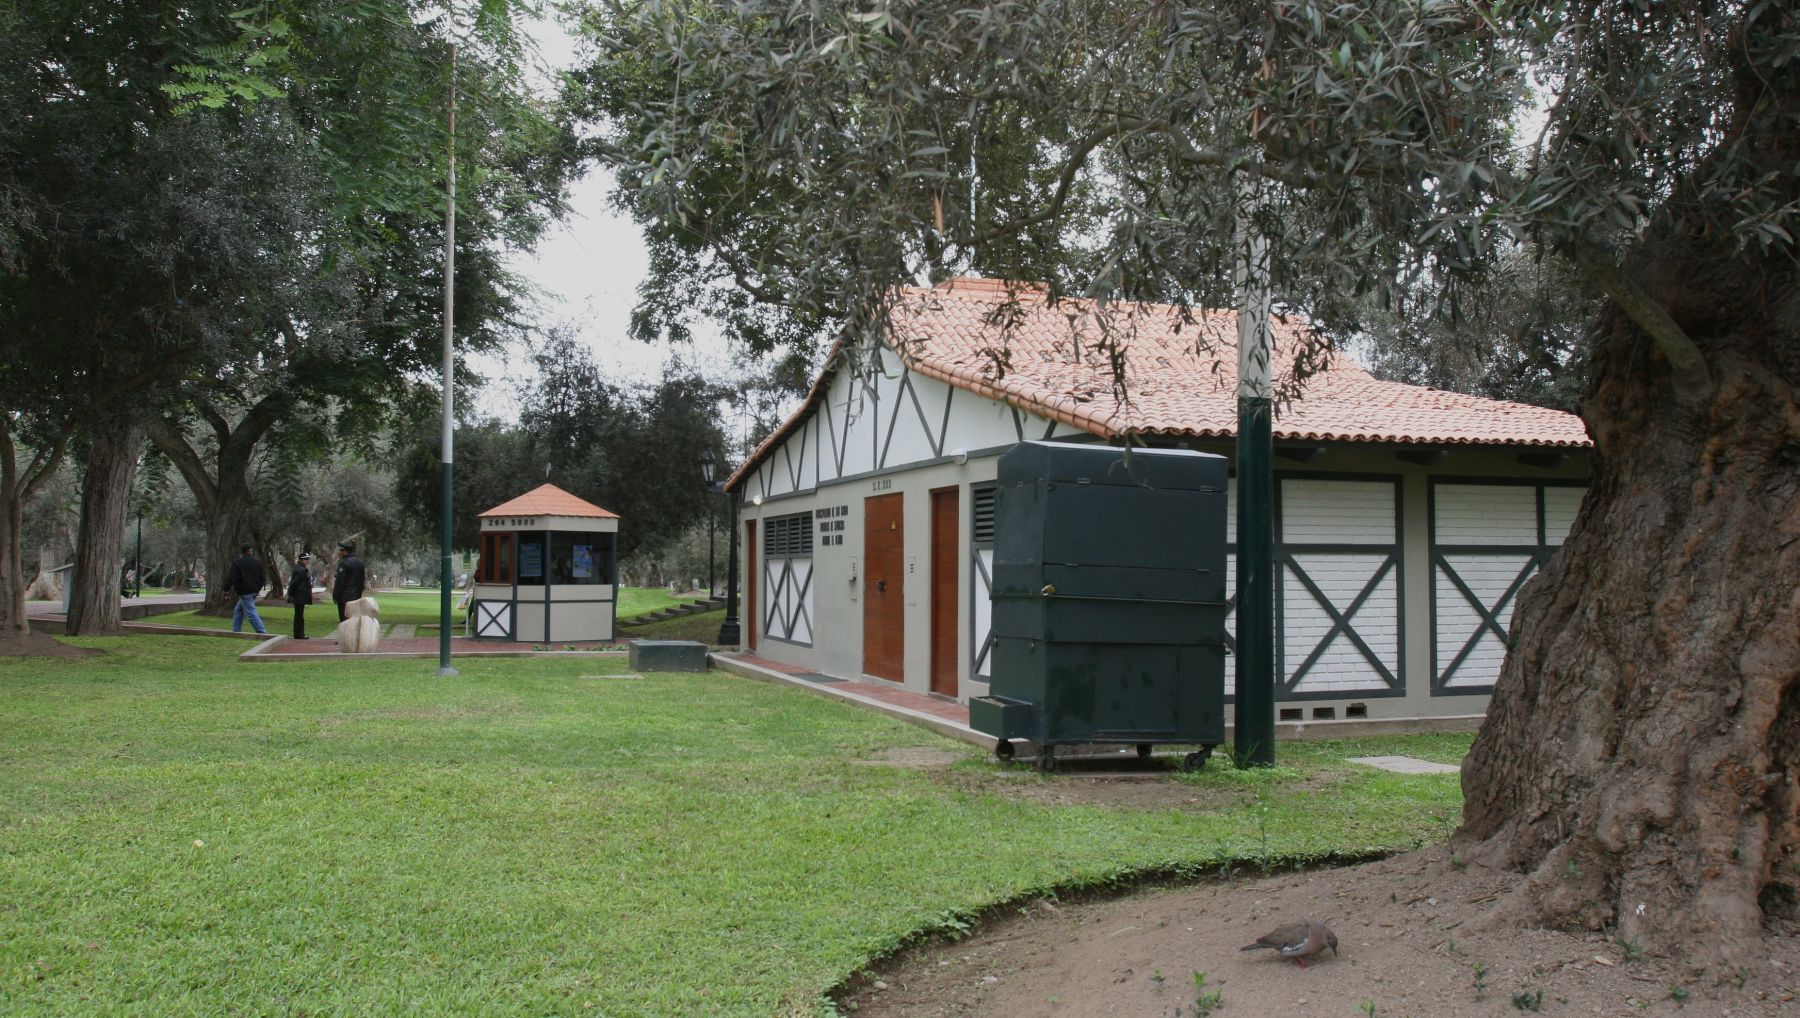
left=968, top=441, right=1229, bottom=771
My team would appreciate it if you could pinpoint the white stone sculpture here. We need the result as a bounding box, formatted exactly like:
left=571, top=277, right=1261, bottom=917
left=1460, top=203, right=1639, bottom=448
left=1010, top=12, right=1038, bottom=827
left=334, top=596, right=382, bottom=653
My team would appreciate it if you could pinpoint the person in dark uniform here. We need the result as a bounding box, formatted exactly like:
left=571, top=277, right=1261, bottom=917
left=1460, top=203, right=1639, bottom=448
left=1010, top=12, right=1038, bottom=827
left=332, top=541, right=366, bottom=622
left=286, top=552, right=314, bottom=639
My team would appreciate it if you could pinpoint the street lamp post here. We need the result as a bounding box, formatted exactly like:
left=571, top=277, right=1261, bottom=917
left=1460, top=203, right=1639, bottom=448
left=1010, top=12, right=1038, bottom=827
left=700, top=448, right=717, bottom=594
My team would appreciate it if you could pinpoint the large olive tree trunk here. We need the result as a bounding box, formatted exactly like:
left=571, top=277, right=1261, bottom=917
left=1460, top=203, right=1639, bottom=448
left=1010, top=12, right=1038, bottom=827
left=64, top=416, right=147, bottom=635
left=1457, top=225, right=1800, bottom=970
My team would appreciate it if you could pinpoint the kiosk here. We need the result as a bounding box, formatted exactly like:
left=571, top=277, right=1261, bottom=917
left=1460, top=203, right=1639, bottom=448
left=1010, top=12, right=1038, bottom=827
left=470, top=483, right=621, bottom=643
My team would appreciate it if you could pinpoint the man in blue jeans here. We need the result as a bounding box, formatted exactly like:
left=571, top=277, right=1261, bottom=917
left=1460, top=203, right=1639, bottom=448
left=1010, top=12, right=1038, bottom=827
left=226, top=544, right=269, bottom=635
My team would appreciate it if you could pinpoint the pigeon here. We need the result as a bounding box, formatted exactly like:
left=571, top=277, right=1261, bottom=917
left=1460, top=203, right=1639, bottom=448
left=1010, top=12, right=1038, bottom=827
left=1239, top=919, right=1338, bottom=967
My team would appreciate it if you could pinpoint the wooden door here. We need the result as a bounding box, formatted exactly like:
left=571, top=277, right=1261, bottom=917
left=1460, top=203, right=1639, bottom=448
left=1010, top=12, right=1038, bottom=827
left=862, top=493, right=905, bottom=680
left=929, top=488, right=959, bottom=697
left=745, top=519, right=758, bottom=651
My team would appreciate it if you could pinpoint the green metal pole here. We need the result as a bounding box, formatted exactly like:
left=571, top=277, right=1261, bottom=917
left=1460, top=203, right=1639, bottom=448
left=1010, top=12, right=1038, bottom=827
left=1234, top=398, right=1275, bottom=766
left=437, top=44, right=458, bottom=677
left=1232, top=173, right=1274, bottom=767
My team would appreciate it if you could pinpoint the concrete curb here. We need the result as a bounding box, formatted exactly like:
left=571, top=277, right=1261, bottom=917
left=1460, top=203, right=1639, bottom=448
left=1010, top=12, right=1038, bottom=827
left=241, top=637, right=629, bottom=663
left=708, top=652, right=990, bottom=751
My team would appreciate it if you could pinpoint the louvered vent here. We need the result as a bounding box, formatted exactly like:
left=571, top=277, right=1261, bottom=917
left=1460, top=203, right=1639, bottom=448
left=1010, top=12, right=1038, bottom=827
left=765, top=512, right=813, bottom=557
left=972, top=485, right=997, bottom=545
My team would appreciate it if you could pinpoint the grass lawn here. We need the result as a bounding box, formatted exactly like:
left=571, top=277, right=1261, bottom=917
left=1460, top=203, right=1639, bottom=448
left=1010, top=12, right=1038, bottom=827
left=620, top=606, right=729, bottom=643
left=1, top=636, right=1469, bottom=1016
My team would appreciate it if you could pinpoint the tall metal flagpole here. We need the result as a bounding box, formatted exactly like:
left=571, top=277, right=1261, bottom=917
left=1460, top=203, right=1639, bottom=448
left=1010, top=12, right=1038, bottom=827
left=1232, top=170, right=1275, bottom=767
left=437, top=43, right=459, bottom=677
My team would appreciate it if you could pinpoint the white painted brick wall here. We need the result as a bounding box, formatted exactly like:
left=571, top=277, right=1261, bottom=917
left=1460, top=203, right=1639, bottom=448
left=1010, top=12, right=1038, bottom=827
left=1281, top=479, right=1396, bottom=544
left=1283, top=553, right=1396, bottom=692
left=1544, top=486, right=1584, bottom=545
left=972, top=548, right=993, bottom=677
left=1434, top=484, right=1536, bottom=545
left=1434, top=556, right=1534, bottom=686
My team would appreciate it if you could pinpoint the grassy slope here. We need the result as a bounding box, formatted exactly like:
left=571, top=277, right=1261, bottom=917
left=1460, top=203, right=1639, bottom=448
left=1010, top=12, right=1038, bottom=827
left=1, top=636, right=1468, bottom=1016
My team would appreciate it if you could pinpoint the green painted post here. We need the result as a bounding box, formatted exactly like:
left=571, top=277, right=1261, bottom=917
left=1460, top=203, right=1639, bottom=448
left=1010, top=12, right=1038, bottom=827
left=1232, top=174, right=1274, bottom=767
left=437, top=45, right=458, bottom=677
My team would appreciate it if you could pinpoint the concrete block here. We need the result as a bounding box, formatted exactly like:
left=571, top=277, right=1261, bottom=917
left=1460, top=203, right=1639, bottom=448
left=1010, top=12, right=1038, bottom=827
left=627, top=639, right=709, bottom=673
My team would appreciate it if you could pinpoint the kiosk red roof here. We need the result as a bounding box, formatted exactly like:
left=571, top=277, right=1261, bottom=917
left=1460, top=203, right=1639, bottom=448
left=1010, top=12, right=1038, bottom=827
left=478, top=483, right=619, bottom=519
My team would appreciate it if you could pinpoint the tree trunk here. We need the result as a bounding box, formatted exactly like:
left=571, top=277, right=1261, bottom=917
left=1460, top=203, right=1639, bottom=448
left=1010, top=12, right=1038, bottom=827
left=197, top=487, right=253, bottom=613
left=0, top=490, right=26, bottom=639
left=65, top=416, right=147, bottom=635
left=2, top=424, right=76, bottom=640
left=22, top=545, right=62, bottom=600
left=1456, top=225, right=1800, bottom=971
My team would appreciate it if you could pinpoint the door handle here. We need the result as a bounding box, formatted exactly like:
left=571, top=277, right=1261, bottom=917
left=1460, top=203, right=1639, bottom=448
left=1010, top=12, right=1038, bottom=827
left=877, top=579, right=887, bottom=593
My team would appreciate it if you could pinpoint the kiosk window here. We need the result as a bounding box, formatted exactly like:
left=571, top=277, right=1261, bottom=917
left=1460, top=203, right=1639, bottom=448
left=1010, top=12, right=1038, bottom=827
left=551, top=532, right=612, bottom=585
left=477, top=532, right=513, bottom=584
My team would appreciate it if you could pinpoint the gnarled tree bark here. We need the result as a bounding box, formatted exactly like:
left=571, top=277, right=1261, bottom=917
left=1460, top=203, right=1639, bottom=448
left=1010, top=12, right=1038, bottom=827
left=1457, top=233, right=1800, bottom=972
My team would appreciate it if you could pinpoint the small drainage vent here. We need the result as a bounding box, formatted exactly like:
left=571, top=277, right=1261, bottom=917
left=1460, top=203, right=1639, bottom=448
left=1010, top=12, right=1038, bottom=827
left=1347, top=703, right=1368, bottom=719
left=1312, top=707, right=1336, bottom=720
left=1279, top=708, right=1303, bottom=722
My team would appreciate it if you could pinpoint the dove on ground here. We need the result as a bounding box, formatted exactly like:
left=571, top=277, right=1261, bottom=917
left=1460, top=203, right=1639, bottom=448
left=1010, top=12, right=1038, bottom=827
left=1239, top=919, right=1338, bottom=967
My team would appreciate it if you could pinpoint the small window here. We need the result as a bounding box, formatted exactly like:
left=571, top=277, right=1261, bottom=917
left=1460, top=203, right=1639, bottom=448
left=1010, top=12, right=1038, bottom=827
left=1312, top=706, right=1336, bottom=720
left=476, top=532, right=512, bottom=584
left=1279, top=707, right=1303, bottom=722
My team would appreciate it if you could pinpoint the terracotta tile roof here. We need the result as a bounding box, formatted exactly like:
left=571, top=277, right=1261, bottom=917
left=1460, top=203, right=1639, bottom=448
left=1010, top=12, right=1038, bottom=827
left=727, top=278, right=1590, bottom=489
left=478, top=483, right=619, bottom=519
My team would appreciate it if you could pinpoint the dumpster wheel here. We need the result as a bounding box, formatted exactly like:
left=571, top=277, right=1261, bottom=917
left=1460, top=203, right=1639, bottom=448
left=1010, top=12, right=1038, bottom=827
left=1038, top=745, right=1058, bottom=773
left=1182, top=747, right=1214, bottom=772
left=994, top=739, right=1015, bottom=761
left=1136, top=743, right=1153, bottom=760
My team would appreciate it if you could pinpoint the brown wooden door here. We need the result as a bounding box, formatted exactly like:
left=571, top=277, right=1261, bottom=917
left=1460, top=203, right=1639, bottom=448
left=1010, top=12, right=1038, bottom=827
left=929, top=488, right=959, bottom=697
left=862, top=493, right=905, bottom=680
left=745, top=519, right=758, bottom=651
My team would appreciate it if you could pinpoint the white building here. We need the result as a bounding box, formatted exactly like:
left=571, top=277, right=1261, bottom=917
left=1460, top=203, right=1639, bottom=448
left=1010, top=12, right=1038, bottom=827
left=724, top=277, right=1591, bottom=731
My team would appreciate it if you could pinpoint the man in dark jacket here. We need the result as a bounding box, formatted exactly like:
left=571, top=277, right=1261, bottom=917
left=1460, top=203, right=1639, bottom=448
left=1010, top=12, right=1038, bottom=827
left=286, top=552, right=315, bottom=639
left=332, top=541, right=366, bottom=621
left=226, top=544, right=269, bottom=635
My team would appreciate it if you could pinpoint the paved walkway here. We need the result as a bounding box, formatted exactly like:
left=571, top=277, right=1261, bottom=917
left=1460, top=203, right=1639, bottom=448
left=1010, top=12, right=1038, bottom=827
left=27, top=592, right=205, bottom=621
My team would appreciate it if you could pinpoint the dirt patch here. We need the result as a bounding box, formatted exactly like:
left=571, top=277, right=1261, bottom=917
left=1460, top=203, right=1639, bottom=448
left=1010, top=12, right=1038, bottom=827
left=840, top=847, right=1799, bottom=1017
left=0, top=630, right=103, bottom=658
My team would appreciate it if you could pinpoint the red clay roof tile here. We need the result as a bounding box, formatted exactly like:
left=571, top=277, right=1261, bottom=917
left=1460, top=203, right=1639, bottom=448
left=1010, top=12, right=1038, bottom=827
left=478, top=483, right=619, bottom=519
left=726, top=278, right=1590, bottom=489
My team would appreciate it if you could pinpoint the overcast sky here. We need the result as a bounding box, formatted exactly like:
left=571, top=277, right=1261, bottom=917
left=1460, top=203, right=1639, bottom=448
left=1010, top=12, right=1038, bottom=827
left=475, top=15, right=734, bottom=415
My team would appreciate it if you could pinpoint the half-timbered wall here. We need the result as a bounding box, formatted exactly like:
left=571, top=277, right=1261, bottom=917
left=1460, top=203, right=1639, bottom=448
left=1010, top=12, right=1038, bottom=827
left=1279, top=477, right=1404, bottom=698
left=760, top=511, right=814, bottom=646
left=739, top=346, right=1085, bottom=505
left=1430, top=480, right=1585, bottom=693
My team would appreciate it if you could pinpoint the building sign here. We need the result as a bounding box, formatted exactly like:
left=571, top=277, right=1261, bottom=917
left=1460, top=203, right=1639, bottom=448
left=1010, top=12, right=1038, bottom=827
left=815, top=505, right=848, bottom=547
